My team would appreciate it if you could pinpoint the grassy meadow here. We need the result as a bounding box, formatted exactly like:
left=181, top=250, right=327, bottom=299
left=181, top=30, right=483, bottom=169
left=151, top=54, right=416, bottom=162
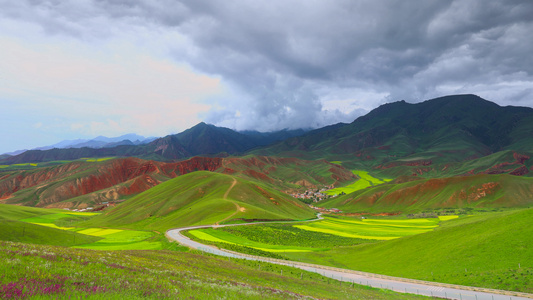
left=185, top=215, right=445, bottom=255
left=294, top=216, right=439, bottom=240
left=79, top=171, right=315, bottom=232
left=324, top=170, right=390, bottom=196
left=0, top=157, right=115, bottom=172
left=0, top=204, right=173, bottom=251
left=186, top=211, right=532, bottom=293
left=283, top=209, right=533, bottom=293
left=319, top=173, right=533, bottom=213
left=0, top=240, right=430, bottom=299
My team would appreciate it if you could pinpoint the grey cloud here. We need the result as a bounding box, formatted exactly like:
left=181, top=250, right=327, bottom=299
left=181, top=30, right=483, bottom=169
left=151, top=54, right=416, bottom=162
left=2, top=0, right=533, bottom=131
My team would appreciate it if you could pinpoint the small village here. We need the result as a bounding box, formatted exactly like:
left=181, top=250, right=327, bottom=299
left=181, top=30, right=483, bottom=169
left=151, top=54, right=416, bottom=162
left=290, top=185, right=334, bottom=203
left=289, top=185, right=343, bottom=213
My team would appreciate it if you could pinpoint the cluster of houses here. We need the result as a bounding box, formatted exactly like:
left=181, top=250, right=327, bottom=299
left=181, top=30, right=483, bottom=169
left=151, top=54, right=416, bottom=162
left=291, top=185, right=335, bottom=203
left=62, top=200, right=122, bottom=212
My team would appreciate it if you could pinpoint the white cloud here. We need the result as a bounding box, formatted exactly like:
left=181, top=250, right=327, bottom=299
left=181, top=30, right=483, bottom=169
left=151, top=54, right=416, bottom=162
left=0, top=0, right=532, bottom=153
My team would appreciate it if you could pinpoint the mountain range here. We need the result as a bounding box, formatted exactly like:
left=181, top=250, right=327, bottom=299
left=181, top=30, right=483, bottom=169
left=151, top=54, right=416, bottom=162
left=0, top=124, right=308, bottom=164
left=1, top=94, right=532, bottom=212
left=1, top=134, right=157, bottom=157
left=3, top=94, right=533, bottom=299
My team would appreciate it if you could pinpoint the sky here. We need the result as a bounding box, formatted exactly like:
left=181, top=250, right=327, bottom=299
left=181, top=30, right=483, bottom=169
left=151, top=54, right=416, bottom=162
left=1, top=1, right=533, bottom=154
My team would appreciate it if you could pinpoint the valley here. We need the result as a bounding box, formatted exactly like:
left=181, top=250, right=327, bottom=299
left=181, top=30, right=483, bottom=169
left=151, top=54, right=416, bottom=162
left=1, top=95, right=533, bottom=299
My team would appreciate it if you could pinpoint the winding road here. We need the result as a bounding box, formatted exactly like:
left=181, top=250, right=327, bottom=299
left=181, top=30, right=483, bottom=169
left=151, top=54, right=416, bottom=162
left=166, top=179, right=533, bottom=300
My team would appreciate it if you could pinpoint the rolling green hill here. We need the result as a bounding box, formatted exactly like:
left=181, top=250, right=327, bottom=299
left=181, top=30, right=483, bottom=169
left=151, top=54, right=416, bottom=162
left=318, top=173, right=533, bottom=213
left=0, top=204, right=101, bottom=246
left=79, top=171, right=315, bottom=231
left=282, top=208, right=533, bottom=293
left=254, top=95, right=533, bottom=174
left=1, top=155, right=354, bottom=210
left=0, top=220, right=100, bottom=246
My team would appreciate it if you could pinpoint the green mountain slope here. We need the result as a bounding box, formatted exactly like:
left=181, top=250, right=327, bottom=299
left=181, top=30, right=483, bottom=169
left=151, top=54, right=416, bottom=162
left=254, top=94, right=533, bottom=171
left=1, top=123, right=307, bottom=164
left=318, top=173, right=533, bottom=213
left=1, top=155, right=353, bottom=210
left=80, top=171, right=315, bottom=231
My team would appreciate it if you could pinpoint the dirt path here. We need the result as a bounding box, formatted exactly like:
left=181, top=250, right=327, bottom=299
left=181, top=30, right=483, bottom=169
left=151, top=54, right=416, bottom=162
left=216, top=178, right=240, bottom=225
left=223, top=178, right=237, bottom=200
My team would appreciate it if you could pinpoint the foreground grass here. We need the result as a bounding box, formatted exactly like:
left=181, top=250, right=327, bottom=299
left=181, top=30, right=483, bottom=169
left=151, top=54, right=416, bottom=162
left=284, top=209, right=533, bottom=293
left=0, top=241, right=427, bottom=300
left=186, top=211, right=532, bottom=293
left=0, top=220, right=101, bottom=247
left=19, top=212, right=163, bottom=251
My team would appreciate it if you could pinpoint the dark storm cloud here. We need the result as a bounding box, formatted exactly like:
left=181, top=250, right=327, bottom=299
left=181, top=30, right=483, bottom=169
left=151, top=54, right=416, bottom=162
left=2, top=0, right=533, bottom=131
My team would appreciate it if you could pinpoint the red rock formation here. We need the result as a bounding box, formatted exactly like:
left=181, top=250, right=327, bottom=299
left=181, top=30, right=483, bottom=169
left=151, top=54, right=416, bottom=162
left=513, top=152, right=530, bottom=165
left=0, top=156, right=224, bottom=207
left=510, top=166, right=529, bottom=176
left=0, top=162, right=83, bottom=199
left=1, top=155, right=352, bottom=208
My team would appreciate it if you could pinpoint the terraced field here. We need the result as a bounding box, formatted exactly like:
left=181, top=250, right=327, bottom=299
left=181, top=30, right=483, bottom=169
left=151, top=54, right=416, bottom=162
left=186, top=215, right=450, bottom=253
left=324, top=170, right=391, bottom=196
left=282, top=209, right=533, bottom=293
left=188, top=228, right=321, bottom=252
left=20, top=212, right=163, bottom=250
left=294, top=216, right=440, bottom=240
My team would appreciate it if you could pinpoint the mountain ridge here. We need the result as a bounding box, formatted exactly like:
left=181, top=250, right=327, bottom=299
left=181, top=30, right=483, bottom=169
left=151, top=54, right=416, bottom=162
left=1, top=123, right=310, bottom=164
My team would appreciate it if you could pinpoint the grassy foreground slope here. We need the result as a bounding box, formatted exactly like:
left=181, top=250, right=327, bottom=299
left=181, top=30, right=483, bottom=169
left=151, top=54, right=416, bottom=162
left=0, top=204, right=101, bottom=246
left=0, top=241, right=426, bottom=300
left=0, top=220, right=101, bottom=247
left=81, top=171, right=315, bottom=232
left=0, top=204, right=66, bottom=220
left=284, top=208, right=533, bottom=293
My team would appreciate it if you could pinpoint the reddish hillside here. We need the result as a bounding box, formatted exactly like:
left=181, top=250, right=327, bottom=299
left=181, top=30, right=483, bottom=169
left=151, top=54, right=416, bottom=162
left=319, top=173, right=533, bottom=212
left=0, top=155, right=352, bottom=209
left=221, top=156, right=356, bottom=190
left=0, top=157, right=223, bottom=208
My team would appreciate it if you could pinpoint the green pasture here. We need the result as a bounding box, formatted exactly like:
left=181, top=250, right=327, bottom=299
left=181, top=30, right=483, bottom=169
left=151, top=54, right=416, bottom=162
left=80, top=171, right=314, bottom=232
left=0, top=163, right=38, bottom=169
left=74, top=230, right=160, bottom=250
left=0, top=204, right=67, bottom=221
left=17, top=211, right=163, bottom=250
left=318, top=173, right=533, bottom=213
left=283, top=208, right=533, bottom=293
left=0, top=160, right=74, bottom=171
left=0, top=241, right=424, bottom=300
left=79, top=157, right=115, bottom=162
left=0, top=157, right=114, bottom=172
left=0, top=220, right=101, bottom=247
left=188, top=228, right=323, bottom=252
left=294, top=216, right=439, bottom=240
left=188, top=215, right=448, bottom=256
left=324, top=170, right=391, bottom=196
